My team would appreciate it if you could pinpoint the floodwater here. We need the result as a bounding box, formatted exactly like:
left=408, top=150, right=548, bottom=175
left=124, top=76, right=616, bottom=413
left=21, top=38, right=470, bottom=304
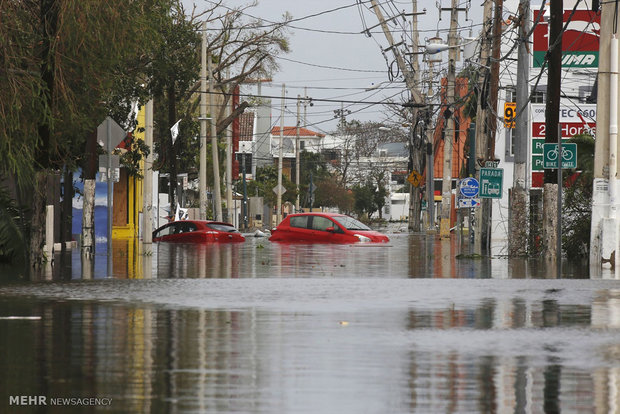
left=1, top=233, right=619, bottom=413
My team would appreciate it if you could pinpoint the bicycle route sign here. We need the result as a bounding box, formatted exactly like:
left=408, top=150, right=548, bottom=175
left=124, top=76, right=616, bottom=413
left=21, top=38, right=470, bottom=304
left=543, top=143, right=577, bottom=169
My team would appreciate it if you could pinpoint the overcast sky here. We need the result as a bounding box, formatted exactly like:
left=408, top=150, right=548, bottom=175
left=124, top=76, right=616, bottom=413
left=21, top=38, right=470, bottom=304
left=192, top=1, right=485, bottom=133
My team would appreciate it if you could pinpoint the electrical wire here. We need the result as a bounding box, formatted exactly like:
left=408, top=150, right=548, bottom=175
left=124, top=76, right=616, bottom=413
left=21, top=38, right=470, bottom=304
left=275, top=56, right=385, bottom=73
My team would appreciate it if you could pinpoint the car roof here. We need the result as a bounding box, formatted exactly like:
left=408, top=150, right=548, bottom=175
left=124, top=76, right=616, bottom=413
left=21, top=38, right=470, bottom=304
left=158, top=220, right=237, bottom=228
left=287, top=212, right=345, bottom=217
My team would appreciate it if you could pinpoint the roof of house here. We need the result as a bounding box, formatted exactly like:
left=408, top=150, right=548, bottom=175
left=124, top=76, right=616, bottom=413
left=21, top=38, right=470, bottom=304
left=239, top=112, right=255, bottom=142
left=270, top=126, right=325, bottom=138
left=378, top=142, right=408, bottom=157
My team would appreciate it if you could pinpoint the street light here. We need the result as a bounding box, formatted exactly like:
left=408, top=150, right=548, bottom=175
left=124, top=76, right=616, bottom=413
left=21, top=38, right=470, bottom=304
left=425, top=37, right=450, bottom=54
left=424, top=35, right=480, bottom=55
left=365, top=81, right=391, bottom=91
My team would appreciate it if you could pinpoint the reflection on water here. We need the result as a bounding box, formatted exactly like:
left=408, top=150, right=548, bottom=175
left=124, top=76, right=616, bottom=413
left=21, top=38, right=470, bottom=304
left=0, top=233, right=595, bottom=283
left=0, top=234, right=619, bottom=413
left=1, top=289, right=620, bottom=413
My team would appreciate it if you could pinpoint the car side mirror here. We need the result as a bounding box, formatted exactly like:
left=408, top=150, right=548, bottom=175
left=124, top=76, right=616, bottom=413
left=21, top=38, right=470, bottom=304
left=326, top=226, right=335, bottom=233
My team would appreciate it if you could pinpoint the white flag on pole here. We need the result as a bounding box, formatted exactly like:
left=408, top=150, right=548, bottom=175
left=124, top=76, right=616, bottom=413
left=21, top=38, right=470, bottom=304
left=171, top=119, right=181, bottom=144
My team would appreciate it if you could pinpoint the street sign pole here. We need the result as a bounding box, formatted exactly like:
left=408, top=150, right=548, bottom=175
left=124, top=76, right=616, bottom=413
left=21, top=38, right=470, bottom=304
left=542, top=138, right=579, bottom=278
left=557, top=127, right=562, bottom=279
left=107, top=119, right=113, bottom=278
left=97, top=116, right=126, bottom=274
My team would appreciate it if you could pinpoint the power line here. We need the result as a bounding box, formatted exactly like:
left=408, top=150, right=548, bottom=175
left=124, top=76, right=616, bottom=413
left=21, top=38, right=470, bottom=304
left=201, top=90, right=420, bottom=107
left=276, top=56, right=385, bottom=73
left=204, top=0, right=370, bottom=35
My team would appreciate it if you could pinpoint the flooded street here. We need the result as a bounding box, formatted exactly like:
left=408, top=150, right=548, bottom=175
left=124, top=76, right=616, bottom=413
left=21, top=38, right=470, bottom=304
left=1, top=234, right=620, bottom=413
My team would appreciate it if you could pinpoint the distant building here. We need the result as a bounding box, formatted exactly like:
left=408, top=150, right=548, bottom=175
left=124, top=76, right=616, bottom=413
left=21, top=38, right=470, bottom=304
left=270, top=126, right=325, bottom=181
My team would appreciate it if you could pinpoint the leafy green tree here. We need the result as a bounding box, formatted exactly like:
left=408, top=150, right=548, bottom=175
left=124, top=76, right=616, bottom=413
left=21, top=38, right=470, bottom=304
left=144, top=2, right=291, bottom=212
left=0, top=0, right=178, bottom=267
left=352, top=182, right=375, bottom=219
left=314, top=179, right=354, bottom=213
left=0, top=0, right=290, bottom=266
left=331, top=120, right=407, bottom=186
left=149, top=2, right=202, bottom=210
left=352, top=174, right=389, bottom=221
left=246, top=165, right=297, bottom=207
left=0, top=188, right=27, bottom=264
left=562, top=134, right=595, bottom=258
left=298, top=150, right=330, bottom=208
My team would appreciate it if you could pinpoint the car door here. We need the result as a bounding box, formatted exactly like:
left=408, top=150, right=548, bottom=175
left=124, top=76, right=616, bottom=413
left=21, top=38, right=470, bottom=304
left=161, top=222, right=185, bottom=242
left=175, top=222, right=201, bottom=242
left=288, top=215, right=314, bottom=241
left=153, top=222, right=180, bottom=242
left=309, top=215, right=349, bottom=243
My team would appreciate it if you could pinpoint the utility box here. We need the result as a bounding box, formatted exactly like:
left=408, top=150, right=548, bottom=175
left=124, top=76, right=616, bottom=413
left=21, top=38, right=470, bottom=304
left=248, top=196, right=264, bottom=228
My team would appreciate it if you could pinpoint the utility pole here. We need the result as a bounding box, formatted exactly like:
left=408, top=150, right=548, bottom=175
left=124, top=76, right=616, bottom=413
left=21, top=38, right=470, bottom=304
left=303, top=87, right=309, bottom=128
left=426, top=61, right=436, bottom=231
left=225, top=69, right=233, bottom=224
left=409, top=0, right=422, bottom=232
left=481, top=0, right=504, bottom=252
left=473, top=0, right=495, bottom=255
left=590, top=0, right=619, bottom=273
left=277, top=84, right=285, bottom=225
left=509, top=0, right=530, bottom=256
left=208, top=54, right=222, bottom=221
left=368, top=0, right=423, bottom=103
left=368, top=0, right=425, bottom=232
left=199, top=21, right=208, bottom=220
left=143, top=99, right=154, bottom=246
left=439, top=0, right=459, bottom=238
left=543, top=0, right=562, bottom=260
left=296, top=94, right=301, bottom=212
left=242, top=152, right=248, bottom=229
left=426, top=106, right=435, bottom=231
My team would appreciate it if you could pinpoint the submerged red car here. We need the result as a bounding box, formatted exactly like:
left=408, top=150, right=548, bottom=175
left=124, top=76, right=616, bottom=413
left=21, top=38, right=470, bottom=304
left=269, top=212, right=389, bottom=243
left=152, top=220, right=245, bottom=243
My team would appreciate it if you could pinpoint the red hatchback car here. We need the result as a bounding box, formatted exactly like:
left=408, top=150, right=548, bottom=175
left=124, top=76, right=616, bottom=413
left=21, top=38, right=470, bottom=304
left=152, top=220, right=245, bottom=243
left=269, top=212, right=389, bottom=243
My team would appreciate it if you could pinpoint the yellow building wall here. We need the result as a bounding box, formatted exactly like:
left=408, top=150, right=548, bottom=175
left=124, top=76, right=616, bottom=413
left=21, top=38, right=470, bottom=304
left=112, top=106, right=145, bottom=240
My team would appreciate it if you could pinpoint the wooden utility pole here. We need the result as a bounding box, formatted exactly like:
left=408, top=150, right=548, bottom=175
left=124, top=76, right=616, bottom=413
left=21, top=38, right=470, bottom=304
left=368, top=0, right=426, bottom=232
left=543, top=0, right=563, bottom=260
left=473, top=0, right=495, bottom=254
left=487, top=0, right=503, bottom=161
left=478, top=0, right=504, bottom=251
left=225, top=69, right=233, bottom=224
left=426, top=61, right=436, bottom=231
left=296, top=95, right=301, bottom=212
left=509, top=0, right=530, bottom=256
left=199, top=21, right=208, bottom=220
left=409, top=0, right=422, bottom=232
left=208, top=54, right=222, bottom=221
left=276, top=84, right=285, bottom=225
left=368, top=1, right=424, bottom=104
left=439, top=0, right=460, bottom=238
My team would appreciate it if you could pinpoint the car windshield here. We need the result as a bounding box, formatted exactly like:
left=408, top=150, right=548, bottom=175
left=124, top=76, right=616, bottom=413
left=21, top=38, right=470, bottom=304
left=207, top=223, right=239, bottom=233
left=333, top=216, right=371, bottom=231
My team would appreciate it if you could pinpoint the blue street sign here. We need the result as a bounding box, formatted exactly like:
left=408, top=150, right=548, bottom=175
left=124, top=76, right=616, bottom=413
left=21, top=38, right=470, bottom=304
left=458, top=198, right=480, bottom=209
left=459, top=177, right=480, bottom=198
